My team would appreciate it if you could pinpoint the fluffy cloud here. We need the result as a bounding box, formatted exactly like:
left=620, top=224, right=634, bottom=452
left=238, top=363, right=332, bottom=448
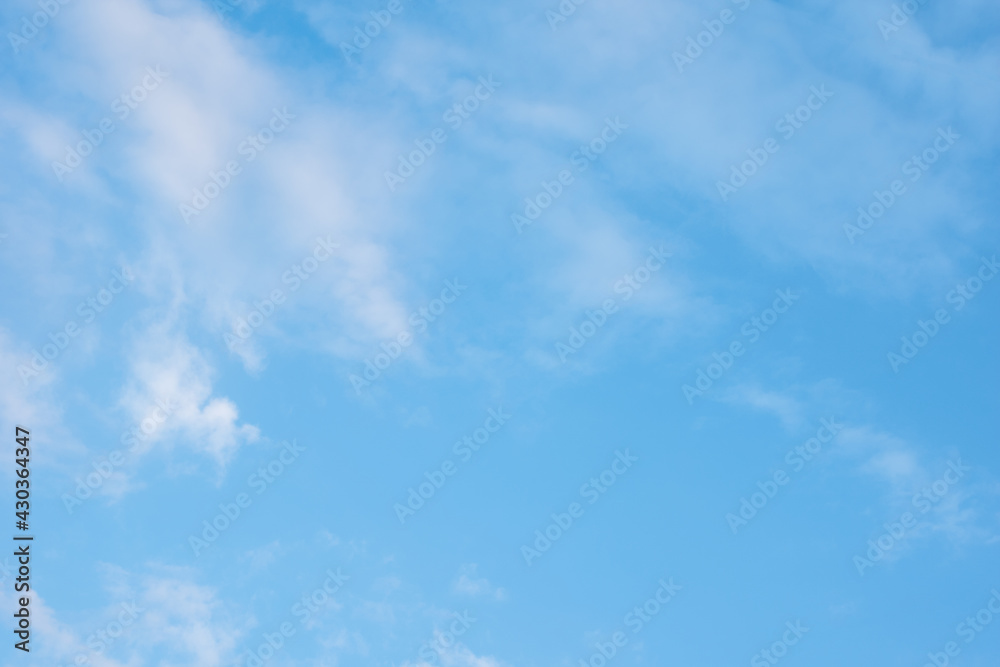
left=118, top=318, right=259, bottom=467
left=452, top=564, right=507, bottom=601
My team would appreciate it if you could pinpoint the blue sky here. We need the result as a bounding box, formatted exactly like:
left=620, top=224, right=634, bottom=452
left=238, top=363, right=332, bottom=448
left=1, top=0, right=999, bottom=665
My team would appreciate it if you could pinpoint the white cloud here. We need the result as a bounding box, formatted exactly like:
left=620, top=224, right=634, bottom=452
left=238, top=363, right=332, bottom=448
left=452, top=564, right=506, bottom=602
left=131, top=569, right=243, bottom=667
left=729, top=385, right=999, bottom=547
left=722, top=385, right=804, bottom=431
left=4, top=0, right=415, bottom=376
left=402, top=641, right=506, bottom=667
left=118, top=319, right=259, bottom=468
left=0, top=327, right=88, bottom=472
left=238, top=540, right=283, bottom=573
left=0, top=565, right=243, bottom=667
